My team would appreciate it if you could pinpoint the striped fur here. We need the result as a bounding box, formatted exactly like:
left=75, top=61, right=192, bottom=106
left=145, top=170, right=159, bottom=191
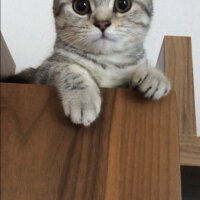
left=5, top=0, right=170, bottom=126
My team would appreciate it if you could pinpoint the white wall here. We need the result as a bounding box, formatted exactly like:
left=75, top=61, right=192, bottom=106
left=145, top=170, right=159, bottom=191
left=1, top=0, right=200, bottom=136
left=1, top=0, right=56, bottom=72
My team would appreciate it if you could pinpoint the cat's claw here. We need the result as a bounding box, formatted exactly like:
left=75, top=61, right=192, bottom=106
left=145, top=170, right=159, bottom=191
left=62, top=89, right=101, bottom=126
left=132, top=67, right=171, bottom=100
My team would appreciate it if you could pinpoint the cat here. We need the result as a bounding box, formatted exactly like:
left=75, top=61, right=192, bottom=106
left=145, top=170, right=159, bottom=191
left=3, top=0, right=170, bottom=126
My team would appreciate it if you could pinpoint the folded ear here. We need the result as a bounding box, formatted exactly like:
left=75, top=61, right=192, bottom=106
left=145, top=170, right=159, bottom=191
left=138, top=0, right=153, bottom=17
left=53, top=0, right=66, bottom=17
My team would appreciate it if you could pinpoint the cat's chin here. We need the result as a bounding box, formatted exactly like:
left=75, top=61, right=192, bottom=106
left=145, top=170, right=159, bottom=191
left=70, top=34, right=126, bottom=54
left=92, top=41, right=115, bottom=54
left=85, top=37, right=118, bottom=54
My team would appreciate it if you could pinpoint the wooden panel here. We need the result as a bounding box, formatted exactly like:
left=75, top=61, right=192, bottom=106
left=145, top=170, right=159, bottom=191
left=156, top=36, right=200, bottom=166
left=0, top=32, right=16, bottom=78
left=1, top=83, right=181, bottom=200
left=180, top=136, right=200, bottom=166
left=158, top=36, right=197, bottom=136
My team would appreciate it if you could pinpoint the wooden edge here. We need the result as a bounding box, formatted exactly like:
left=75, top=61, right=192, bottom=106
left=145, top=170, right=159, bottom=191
left=0, top=32, right=16, bottom=78
left=156, top=36, right=199, bottom=166
left=164, top=36, right=197, bottom=136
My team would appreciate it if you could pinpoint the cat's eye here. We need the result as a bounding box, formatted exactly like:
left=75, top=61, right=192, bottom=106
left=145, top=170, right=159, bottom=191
left=115, top=0, right=132, bottom=13
left=73, top=0, right=91, bottom=15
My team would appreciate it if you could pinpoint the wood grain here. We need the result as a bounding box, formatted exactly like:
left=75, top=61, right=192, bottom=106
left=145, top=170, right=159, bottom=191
left=180, top=136, right=200, bottom=167
left=0, top=32, right=16, bottom=78
left=1, top=83, right=181, bottom=200
left=156, top=36, right=200, bottom=166
left=157, top=36, right=197, bottom=136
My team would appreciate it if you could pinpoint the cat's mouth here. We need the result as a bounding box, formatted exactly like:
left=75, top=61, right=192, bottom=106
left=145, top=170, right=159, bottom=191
left=94, top=33, right=116, bottom=42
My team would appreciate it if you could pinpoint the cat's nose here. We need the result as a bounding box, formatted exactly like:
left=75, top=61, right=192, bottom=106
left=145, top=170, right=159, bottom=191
left=94, top=21, right=111, bottom=32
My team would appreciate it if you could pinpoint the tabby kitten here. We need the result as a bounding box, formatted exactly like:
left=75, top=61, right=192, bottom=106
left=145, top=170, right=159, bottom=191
left=6, top=0, right=170, bottom=126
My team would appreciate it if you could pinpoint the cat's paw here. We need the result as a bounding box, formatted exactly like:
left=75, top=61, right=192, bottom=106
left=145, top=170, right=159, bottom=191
left=131, top=67, right=171, bottom=100
left=62, top=89, right=101, bottom=126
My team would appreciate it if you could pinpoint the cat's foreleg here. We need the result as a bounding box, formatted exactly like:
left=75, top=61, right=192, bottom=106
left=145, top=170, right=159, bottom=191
left=51, top=64, right=101, bottom=126
left=130, top=65, right=171, bottom=100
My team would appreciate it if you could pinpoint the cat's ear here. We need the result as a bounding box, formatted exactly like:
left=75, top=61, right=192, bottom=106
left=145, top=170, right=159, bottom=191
left=141, top=0, right=153, bottom=16
left=53, top=0, right=66, bottom=17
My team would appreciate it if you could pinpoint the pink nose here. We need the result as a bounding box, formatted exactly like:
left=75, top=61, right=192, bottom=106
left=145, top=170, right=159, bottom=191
left=94, top=21, right=111, bottom=32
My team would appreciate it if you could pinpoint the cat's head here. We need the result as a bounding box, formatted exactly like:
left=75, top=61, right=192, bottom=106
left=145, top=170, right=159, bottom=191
left=54, top=0, right=153, bottom=54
